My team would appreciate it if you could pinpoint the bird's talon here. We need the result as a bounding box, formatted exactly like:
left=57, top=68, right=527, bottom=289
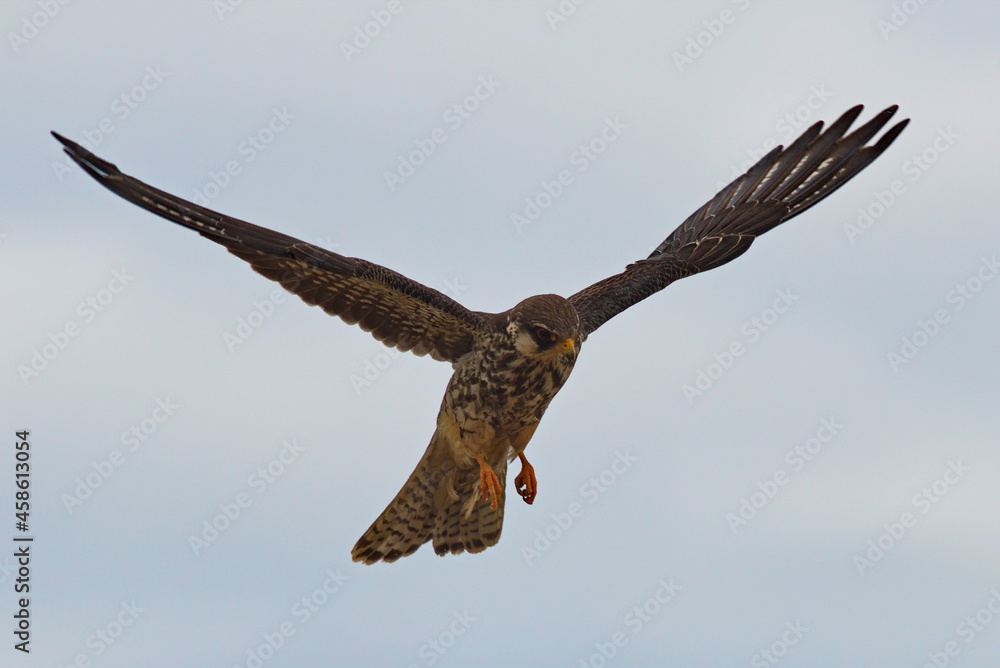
left=515, top=453, right=537, bottom=505
left=476, top=456, right=501, bottom=510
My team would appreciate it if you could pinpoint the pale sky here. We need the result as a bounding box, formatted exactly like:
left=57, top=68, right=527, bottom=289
left=2, top=1, right=999, bottom=666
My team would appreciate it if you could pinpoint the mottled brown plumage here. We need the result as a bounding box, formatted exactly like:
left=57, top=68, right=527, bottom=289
left=53, top=104, right=908, bottom=563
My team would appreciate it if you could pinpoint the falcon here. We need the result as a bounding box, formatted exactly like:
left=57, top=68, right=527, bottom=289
left=53, top=104, right=908, bottom=563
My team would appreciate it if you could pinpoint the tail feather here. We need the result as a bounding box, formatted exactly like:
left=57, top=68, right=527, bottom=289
left=434, top=459, right=507, bottom=556
left=351, top=435, right=508, bottom=564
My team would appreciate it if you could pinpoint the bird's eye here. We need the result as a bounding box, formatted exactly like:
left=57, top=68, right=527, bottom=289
left=533, top=326, right=555, bottom=342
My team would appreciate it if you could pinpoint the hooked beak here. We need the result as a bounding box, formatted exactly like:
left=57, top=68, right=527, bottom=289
left=560, top=338, right=577, bottom=354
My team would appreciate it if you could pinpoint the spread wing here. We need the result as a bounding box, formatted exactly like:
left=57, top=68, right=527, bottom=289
left=568, top=105, right=909, bottom=338
left=53, top=132, right=498, bottom=362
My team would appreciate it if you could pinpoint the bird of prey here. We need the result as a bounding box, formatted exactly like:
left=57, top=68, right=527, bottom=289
left=53, top=104, right=908, bottom=564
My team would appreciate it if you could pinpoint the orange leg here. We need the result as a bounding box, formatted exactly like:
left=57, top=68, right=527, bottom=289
left=514, top=452, right=537, bottom=505
left=476, top=455, right=502, bottom=510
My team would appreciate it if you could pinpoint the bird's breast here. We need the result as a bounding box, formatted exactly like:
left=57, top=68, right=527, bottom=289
left=439, top=345, right=575, bottom=447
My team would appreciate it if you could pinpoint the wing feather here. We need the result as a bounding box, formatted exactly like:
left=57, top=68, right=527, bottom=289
left=569, top=105, right=909, bottom=338
left=52, top=132, right=497, bottom=362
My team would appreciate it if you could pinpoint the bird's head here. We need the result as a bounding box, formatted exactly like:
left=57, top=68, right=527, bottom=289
left=506, top=294, right=581, bottom=363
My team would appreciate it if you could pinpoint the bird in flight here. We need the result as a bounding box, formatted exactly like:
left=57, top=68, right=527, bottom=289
left=53, top=104, right=907, bottom=564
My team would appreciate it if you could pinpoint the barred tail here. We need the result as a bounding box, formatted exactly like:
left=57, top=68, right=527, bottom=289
left=351, top=433, right=507, bottom=564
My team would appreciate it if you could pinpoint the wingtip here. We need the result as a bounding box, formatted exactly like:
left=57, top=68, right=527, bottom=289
left=833, top=105, right=902, bottom=134
left=51, top=130, right=86, bottom=155
left=873, top=117, right=910, bottom=151
left=846, top=104, right=900, bottom=120
left=50, top=131, right=120, bottom=180
left=875, top=104, right=900, bottom=121
left=803, top=118, right=825, bottom=136
left=840, top=104, right=866, bottom=125
left=51, top=130, right=83, bottom=154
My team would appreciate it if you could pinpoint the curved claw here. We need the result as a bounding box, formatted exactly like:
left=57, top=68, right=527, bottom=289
left=476, top=456, right=502, bottom=510
left=514, top=452, right=537, bottom=505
